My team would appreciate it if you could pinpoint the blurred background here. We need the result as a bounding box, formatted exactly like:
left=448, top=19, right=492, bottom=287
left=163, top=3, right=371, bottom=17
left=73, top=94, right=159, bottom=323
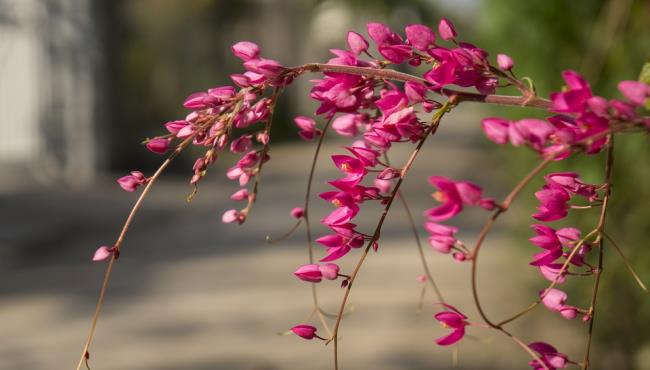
left=0, top=0, right=648, bottom=369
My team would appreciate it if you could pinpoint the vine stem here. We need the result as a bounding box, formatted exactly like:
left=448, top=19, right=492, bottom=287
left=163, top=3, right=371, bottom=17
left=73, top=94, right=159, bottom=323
left=329, top=99, right=455, bottom=370
left=75, top=131, right=200, bottom=370
left=582, top=135, right=614, bottom=370
left=303, top=117, right=337, bottom=334
left=294, top=63, right=553, bottom=110
left=384, top=153, right=445, bottom=302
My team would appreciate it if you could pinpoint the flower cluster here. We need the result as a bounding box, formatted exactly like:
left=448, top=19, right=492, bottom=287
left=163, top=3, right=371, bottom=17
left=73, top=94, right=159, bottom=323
left=482, top=70, right=649, bottom=159
left=423, top=176, right=494, bottom=261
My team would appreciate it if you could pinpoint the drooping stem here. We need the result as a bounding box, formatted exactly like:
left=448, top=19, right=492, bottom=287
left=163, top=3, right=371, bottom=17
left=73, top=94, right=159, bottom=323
left=330, top=100, right=454, bottom=370
left=582, top=136, right=614, bottom=370
left=469, top=155, right=556, bottom=327
left=75, top=131, right=203, bottom=370
left=303, top=117, right=337, bottom=334
left=384, top=153, right=445, bottom=302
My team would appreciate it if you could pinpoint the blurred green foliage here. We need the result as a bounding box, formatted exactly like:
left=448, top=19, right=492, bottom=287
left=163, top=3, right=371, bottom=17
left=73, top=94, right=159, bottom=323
left=478, top=0, right=650, bottom=368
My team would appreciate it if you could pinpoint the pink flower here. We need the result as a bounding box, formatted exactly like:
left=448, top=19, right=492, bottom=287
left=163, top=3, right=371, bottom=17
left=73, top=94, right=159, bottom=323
left=425, top=176, right=485, bottom=221
left=551, top=70, right=593, bottom=113
left=145, top=138, right=170, bottom=154
left=92, top=245, right=115, bottom=262
left=117, top=171, right=147, bottom=192
left=434, top=304, right=469, bottom=346
left=331, top=114, right=359, bottom=137
left=290, top=207, right=304, bottom=219
left=424, top=222, right=458, bottom=254
left=294, top=116, right=321, bottom=140
left=347, top=31, right=369, bottom=55
left=230, top=135, right=253, bottom=153
left=532, top=188, right=570, bottom=222
left=438, top=18, right=457, bottom=41
left=231, top=41, right=260, bottom=61
left=183, top=92, right=208, bottom=110
left=294, top=264, right=323, bottom=283
left=319, top=263, right=340, bottom=280
left=481, top=117, right=509, bottom=144
left=544, top=172, right=597, bottom=200
left=529, top=224, right=579, bottom=267
left=528, top=342, right=568, bottom=370
left=540, top=288, right=567, bottom=311
left=496, top=53, right=514, bottom=70
left=222, top=209, right=244, bottom=224
left=366, top=22, right=412, bottom=63
left=618, top=80, right=649, bottom=106
left=230, top=189, right=249, bottom=201
left=540, top=288, right=578, bottom=320
left=539, top=263, right=567, bottom=284
left=291, top=324, right=319, bottom=340
left=405, top=24, right=436, bottom=51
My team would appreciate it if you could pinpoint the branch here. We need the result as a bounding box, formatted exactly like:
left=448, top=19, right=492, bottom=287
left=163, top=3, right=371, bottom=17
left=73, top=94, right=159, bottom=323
left=293, top=63, right=553, bottom=110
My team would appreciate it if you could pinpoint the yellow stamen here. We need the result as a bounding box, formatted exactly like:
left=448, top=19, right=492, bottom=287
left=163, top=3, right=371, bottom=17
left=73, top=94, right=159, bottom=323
left=432, top=191, right=447, bottom=202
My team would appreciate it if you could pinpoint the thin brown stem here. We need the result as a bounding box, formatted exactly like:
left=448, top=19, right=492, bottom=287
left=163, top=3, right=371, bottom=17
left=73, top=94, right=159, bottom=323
left=384, top=153, right=445, bottom=303
left=303, top=117, right=335, bottom=335
left=469, top=155, right=555, bottom=327
left=244, top=88, right=282, bottom=216
left=75, top=132, right=199, bottom=370
left=601, top=231, right=648, bottom=292
left=582, top=136, right=614, bottom=370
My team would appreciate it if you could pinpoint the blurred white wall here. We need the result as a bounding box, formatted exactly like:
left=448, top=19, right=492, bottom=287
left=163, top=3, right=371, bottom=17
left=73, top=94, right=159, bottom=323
left=0, top=0, right=100, bottom=190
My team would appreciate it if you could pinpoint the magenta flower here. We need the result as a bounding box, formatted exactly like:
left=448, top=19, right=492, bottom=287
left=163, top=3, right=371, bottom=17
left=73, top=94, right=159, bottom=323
left=92, top=245, right=115, bottom=262
left=290, top=207, right=304, bottom=219
left=146, top=138, right=170, bottom=154
left=230, top=135, right=253, bottom=153
left=544, top=172, right=597, bottom=201
left=540, top=288, right=578, bottom=320
left=532, top=187, right=570, bottom=222
left=117, top=171, right=147, bottom=192
left=291, top=324, right=320, bottom=340
left=550, top=70, right=593, bottom=113
left=539, top=263, right=567, bottom=284
left=434, top=304, right=469, bottom=346
left=497, top=53, right=514, bottom=70
left=331, top=114, right=359, bottom=137
left=425, top=176, right=486, bottom=221
left=292, top=265, right=322, bottom=282
left=366, top=22, right=412, bottom=63
left=347, top=31, right=369, bottom=55
left=405, top=24, right=436, bottom=51
left=222, top=209, right=244, bottom=224
left=529, top=224, right=580, bottom=267
left=230, top=188, right=249, bottom=201
left=618, top=80, right=649, bottom=106
left=528, top=342, right=569, bottom=370
left=294, top=116, right=321, bottom=140
left=424, top=222, right=458, bottom=254
left=231, top=41, right=260, bottom=61
left=438, top=18, right=457, bottom=41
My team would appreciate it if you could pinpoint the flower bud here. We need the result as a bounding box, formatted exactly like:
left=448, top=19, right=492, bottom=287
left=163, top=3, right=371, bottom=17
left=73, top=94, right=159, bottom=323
left=319, top=263, right=340, bottom=280
left=290, top=207, right=304, bottom=219
left=146, top=138, right=170, bottom=154
left=231, top=41, right=260, bottom=61
left=93, top=245, right=114, bottom=262
left=347, top=31, right=369, bottom=55
left=294, top=264, right=322, bottom=282
left=291, top=324, right=317, bottom=340
left=438, top=18, right=457, bottom=41
left=496, top=53, right=514, bottom=70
